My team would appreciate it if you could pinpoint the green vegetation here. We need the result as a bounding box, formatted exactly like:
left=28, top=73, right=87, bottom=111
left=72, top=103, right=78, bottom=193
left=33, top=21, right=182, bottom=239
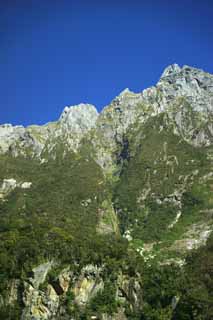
left=114, top=113, right=213, bottom=247
left=0, top=150, right=120, bottom=290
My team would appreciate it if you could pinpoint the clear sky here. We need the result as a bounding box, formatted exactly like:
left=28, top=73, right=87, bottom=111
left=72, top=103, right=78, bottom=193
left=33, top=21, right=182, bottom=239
left=0, top=0, right=213, bottom=126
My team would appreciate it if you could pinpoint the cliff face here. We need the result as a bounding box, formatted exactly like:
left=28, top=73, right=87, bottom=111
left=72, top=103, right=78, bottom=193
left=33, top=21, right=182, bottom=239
left=0, top=64, right=213, bottom=319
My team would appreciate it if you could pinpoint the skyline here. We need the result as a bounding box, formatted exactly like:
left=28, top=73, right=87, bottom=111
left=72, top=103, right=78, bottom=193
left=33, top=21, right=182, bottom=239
left=1, top=0, right=213, bottom=126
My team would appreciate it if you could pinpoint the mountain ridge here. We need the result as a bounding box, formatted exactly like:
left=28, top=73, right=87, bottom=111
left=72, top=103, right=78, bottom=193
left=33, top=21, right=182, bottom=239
left=1, top=64, right=213, bottom=168
left=1, top=63, right=212, bottom=127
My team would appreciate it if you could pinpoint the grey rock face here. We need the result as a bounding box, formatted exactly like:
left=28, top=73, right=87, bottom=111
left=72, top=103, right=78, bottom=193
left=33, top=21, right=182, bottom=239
left=59, top=103, right=98, bottom=131
left=56, top=103, right=99, bottom=152
left=157, top=64, right=213, bottom=114
left=72, top=264, right=104, bottom=306
left=30, top=261, right=53, bottom=289
left=155, top=65, right=213, bottom=146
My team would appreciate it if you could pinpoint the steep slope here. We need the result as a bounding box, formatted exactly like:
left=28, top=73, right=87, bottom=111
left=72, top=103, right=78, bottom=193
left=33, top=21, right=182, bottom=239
left=0, top=64, right=213, bottom=320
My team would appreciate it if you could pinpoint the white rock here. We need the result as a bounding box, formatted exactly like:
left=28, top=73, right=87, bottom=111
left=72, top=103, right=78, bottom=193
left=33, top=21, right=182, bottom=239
left=0, top=179, right=17, bottom=199
left=59, top=103, right=98, bottom=131
left=21, top=182, right=32, bottom=189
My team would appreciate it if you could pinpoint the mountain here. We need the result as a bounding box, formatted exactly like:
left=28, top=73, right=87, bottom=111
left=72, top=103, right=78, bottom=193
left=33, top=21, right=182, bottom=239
left=0, top=64, right=213, bottom=320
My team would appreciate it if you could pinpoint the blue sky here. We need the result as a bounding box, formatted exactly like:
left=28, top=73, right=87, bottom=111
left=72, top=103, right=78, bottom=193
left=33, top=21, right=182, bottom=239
left=0, top=0, right=213, bottom=126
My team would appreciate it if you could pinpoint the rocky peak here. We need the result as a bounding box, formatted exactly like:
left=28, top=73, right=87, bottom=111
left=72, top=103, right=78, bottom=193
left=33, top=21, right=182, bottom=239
left=158, top=64, right=213, bottom=94
left=59, top=103, right=98, bottom=131
left=156, top=64, right=213, bottom=116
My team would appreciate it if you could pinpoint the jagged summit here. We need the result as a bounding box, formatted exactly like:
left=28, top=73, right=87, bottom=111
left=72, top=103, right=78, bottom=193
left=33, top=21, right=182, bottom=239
left=160, top=63, right=181, bottom=78
left=159, top=63, right=213, bottom=83
left=157, top=63, right=213, bottom=113
left=159, top=63, right=212, bottom=82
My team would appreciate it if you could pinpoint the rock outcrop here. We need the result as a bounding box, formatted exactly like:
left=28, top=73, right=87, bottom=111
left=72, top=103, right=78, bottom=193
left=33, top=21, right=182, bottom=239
left=0, top=103, right=98, bottom=159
